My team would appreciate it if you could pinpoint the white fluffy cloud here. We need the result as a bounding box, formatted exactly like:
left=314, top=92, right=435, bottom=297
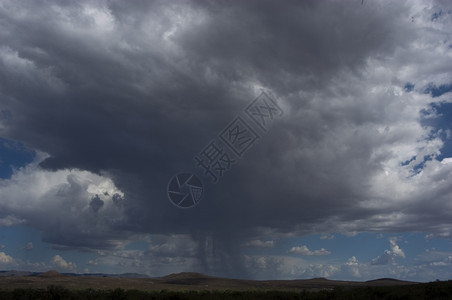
left=23, top=242, right=33, bottom=251
left=0, top=252, right=14, bottom=264
left=289, top=245, right=331, bottom=256
left=52, top=255, right=76, bottom=271
left=371, top=238, right=406, bottom=265
left=0, top=153, right=126, bottom=248
left=84, top=235, right=201, bottom=277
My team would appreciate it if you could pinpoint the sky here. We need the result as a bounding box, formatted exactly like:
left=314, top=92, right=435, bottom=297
left=0, top=0, right=452, bottom=282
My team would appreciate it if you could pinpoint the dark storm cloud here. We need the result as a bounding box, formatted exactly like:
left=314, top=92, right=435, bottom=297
left=90, top=194, right=104, bottom=213
left=178, top=0, right=404, bottom=93
left=1, top=0, right=452, bottom=277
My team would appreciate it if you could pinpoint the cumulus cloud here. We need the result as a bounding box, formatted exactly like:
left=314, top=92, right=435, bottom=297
left=243, top=254, right=344, bottom=280
left=22, top=242, right=33, bottom=251
left=341, top=256, right=362, bottom=278
left=289, top=245, right=331, bottom=256
left=0, top=154, right=126, bottom=249
left=243, top=255, right=307, bottom=280
left=85, top=237, right=201, bottom=277
left=52, top=254, right=76, bottom=271
left=146, top=234, right=198, bottom=257
left=89, top=194, right=104, bottom=213
left=240, top=243, right=451, bottom=281
left=441, top=157, right=452, bottom=165
left=320, top=234, right=335, bottom=240
left=0, top=252, right=14, bottom=264
left=371, top=238, right=406, bottom=265
left=416, top=249, right=452, bottom=267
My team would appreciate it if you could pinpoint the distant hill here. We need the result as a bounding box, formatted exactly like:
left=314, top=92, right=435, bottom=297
left=0, top=270, right=37, bottom=277
left=0, top=270, right=422, bottom=291
left=365, top=278, right=418, bottom=286
left=68, top=272, right=149, bottom=278
left=162, top=272, right=212, bottom=280
left=155, top=272, right=420, bottom=290
left=159, top=272, right=218, bottom=286
left=38, top=270, right=68, bottom=278
left=0, top=270, right=148, bottom=279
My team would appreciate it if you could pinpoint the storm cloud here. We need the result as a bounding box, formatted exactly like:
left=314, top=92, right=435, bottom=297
left=1, top=0, right=452, bottom=278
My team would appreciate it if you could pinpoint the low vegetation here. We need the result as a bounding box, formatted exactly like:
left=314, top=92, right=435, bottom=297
left=0, top=280, right=451, bottom=299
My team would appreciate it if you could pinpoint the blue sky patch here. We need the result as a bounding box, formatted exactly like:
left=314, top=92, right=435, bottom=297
left=424, top=83, right=452, bottom=98
left=404, top=82, right=415, bottom=92
left=0, top=138, right=36, bottom=179
left=421, top=102, right=452, bottom=160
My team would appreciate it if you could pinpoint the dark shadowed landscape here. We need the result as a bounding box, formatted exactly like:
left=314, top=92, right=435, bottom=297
left=1, top=270, right=452, bottom=299
left=0, top=270, right=418, bottom=291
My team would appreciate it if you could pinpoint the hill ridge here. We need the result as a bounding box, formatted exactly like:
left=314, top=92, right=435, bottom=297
left=0, top=269, right=421, bottom=289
